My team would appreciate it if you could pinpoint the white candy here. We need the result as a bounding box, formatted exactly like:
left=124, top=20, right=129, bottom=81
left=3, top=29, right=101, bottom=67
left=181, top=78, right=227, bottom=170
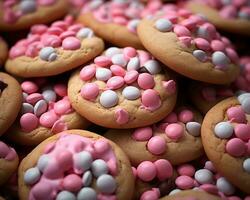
left=122, top=86, right=140, bottom=100
left=74, top=151, right=93, bottom=171
left=143, top=60, right=161, bottom=74
left=127, top=57, right=140, bottom=71
left=96, top=174, right=117, bottom=194
left=216, top=177, right=235, bottom=195
left=22, top=92, right=28, bottom=102
left=193, top=50, right=207, bottom=62
left=111, top=54, right=127, bottom=67
left=77, top=28, right=94, bottom=39
left=237, top=93, right=250, bottom=104
left=96, top=68, right=112, bottom=81
left=196, top=27, right=210, bottom=39
left=37, top=154, right=50, bottom=172
left=105, top=47, right=122, bottom=58
left=39, top=47, right=57, bottom=62
left=91, top=159, right=108, bottom=177
left=77, top=187, right=97, bottom=200
left=212, top=51, right=229, bottom=68
left=214, top=121, right=234, bottom=139
left=243, top=158, right=250, bottom=173
left=169, top=189, right=181, bottom=195
left=20, top=0, right=36, bottom=14
left=241, top=97, right=250, bottom=114
left=155, top=18, right=173, bottom=32
left=99, top=90, right=118, bottom=108
left=56, top=191, right=76, bottom=200
left=89, top=0, right=103, bottom=9
left=34, top=100, right=48, bottom=117
left=194, top=169, right=213, bottom=184
left=186, top=122, right=201, bottom=137
left=127, top=19, right=140, bottom=32
left=21, top=103, right=34, bottom=114
left=82, top=170, right=93, bottom=186
left=24, top=167, right=41, bottom=185
left=42, top=90, right=57, bottom=102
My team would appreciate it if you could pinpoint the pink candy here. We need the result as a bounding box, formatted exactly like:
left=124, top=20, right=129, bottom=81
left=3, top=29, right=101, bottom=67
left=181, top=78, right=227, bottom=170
left=137, top=73, right=155, bottom=90
left=80, top=83, right=99, bottom=100
left=39, top=110, right=59, bottom=128
left=20, top=113, right=39, bottom=132
left=54, top=99, right=71, bottom=115
left=54, top=84, right=67, bottom=97
left=194, top=38, right=211, bottom=51
left=94, top=56, right=112, bottom=67
left=141, top=89, right=161, bottom=111
left=123, top=47, right=137, bottom=59
left=124, top=70, right=139, bottom=84
left=137, top=161, right=157, bottom=181
left=162, top=80, right=176, bottom=94
left=177, top=164, right=195, bottom=177
left=227, top=106, right=246, bottom=123
left=62, top=174, right=82, bottom=192
left=110, top=65, right=126, bottom=77
left=94, top=139, right=110, bottom=154
left=226, top=138, right=246, bottom=157
left=178, top=109, right=194, bottom=123
left=154, top=159, right=173, bottom=181
left=211, top=40, right=225, bottom=51
left=165, top=123, right=184, bottom=140
left=147, top=136, right=166, bottom=155
left=107, top=76, right=125, bottom=89
left=80, top=64, right=96, bottom=81
left=21, top=81, right=38, bottom=94
left=115, top=108, right=129, bottom=125
left=175, top=175, right=194, bottom=189
left=162, top=112, right=178, bottom=123
left=132, top=127, right=153, bottom=141
left=62, top=37, right=81, bottom=50
left=26, top=93, right=43, bottom=105
left=234, top=124, right=250, bottom=141
left=173, top=25, right=191, bottom=37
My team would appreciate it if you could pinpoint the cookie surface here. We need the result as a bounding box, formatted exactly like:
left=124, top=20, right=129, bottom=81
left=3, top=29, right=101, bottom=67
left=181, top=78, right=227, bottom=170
left=186, top=0, right=250, bottom=36
left=0, top=37, right=8, bottom=66
left=105, top=106, right=203, bottom=165
left=0, top=141, right=19, bottom=186
left=0, top=0, right=69, bottom=31
left=0, top=72, right=22, bottom=136
left=18, top=129, right=134, bottom=200
left=6, top=79, right=89, bottom=146
left=68, top=47, right=177, bottom=128
left=137, top=6, right=240, bottom=84
left=5, top=16, right=104, bottom=77
left=201, top=96, right=250, bottom=194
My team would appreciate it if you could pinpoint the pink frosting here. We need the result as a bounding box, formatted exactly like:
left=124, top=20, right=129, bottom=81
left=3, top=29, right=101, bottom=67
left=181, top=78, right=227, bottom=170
left=28, top=133, right=117, bottom=200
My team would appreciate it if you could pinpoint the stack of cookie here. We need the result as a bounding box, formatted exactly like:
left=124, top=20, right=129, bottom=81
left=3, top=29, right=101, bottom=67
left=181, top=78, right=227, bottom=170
left=0, top=0, right=249, bottom=200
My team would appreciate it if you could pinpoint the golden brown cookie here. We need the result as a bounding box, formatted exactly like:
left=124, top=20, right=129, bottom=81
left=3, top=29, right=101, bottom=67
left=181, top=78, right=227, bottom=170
left=0, top=37, right=8, bottom=66
left=0, top=141, right=19, bottom=186
left=18, top=129, right=134, bottom=200
left=105, top=106, right=203, bottom=166
left=5, top=16, right=104, bottom=78
left=201, top=95, right=250, bottom=194
left=0, top=72, right=22, bottom=136
left=137, top=6, right=240, bottom=84
left=6, top=79, right=89, bottom=146
left=0, top=0, right=69, bottom=31
left=68, top=47, right=177, bottom=129
left=186, top=1, right=250, bottom=36
left=160, top=190, right=222, bottom=200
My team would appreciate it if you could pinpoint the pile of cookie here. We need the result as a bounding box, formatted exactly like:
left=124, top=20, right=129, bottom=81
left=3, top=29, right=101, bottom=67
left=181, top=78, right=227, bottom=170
left=0, top=0, right=250, bottom=200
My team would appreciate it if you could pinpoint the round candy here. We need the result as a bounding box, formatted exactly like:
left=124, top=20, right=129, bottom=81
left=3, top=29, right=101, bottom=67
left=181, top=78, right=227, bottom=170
left=21, top=103, right=34, bottom=114
left=234, top=124, right=250, bottom=141
left=127, top=57, right=140, bottom=71
left=241, top=97, right=250, bottom=114
left=193, top=50, right=207, bottom=62
left=143, top=60, right=161, bottom=75
left=111, top=54, right=127, bottom=67
left=141, top=89, right=161, bottom=111
left=56, top=191, right=76, bottom=200
left=122, top=86, right=140, bottom=100
left=80, top=64, right=96, bottom=81
left=91, top=159, right=109, bottom=177
left=39, top=110, right=59, bottom=128
left=132, top=126, right=153, bottom=141
left=226, top=138, right=246, bottom=157
left=147, top=136, right=166, bottom=155
left=178, top=109, right=194, bottom=123
left=62, top=37, right=81, bottom=50
left=62, top=174, right=82, bottom=192
left=137, top=73, right=155, bottom=90
left=169, top=189, right=181, bottom=195
left=96, top=68, right=112, bottom=81
left=216, top=177, right=235, bottom=195
left=194, top=169, right=213, bottom=184
left=165, top=123, right=184, bottom=140
left=96, top=174, right=117, bottom=194
left=24, top=167, right=41, bottom=185
left=175, top=175, right=194, bottom=189
left=124, top=70, right=139, bottom=84
left=77, top=187, right=97, bottom=200
left=140, top=189, right=159, bottom=200
left=105, top=47, right=122, bottom=58
left=77, top=28, right=94, bottom=39
left=82, top=171, right=93, bottom=186
left=94, top=56, right=112, bottom=67
left=177, top=164, right=195, bottom=177
left=34, top=100, right=48, bottom=117
left=227, top=106, right=246, bottom=123
left=42, top=90, right=57, bottom=102
left=74, top=151, right=93, bottom=171
left=186, top=122, right=201, bottom=137
left=137, top=161, right=157, bottom=182
left=243, top=158, right=250, bottom=173
left=99, top=90, right=118, bottom=108
left=21, top=81, right=38, bottom=94
left=154, top=159, right=173, bottom=181
left=37, top=155, right=50, bottom=172
left=20, top=0, right=36, bottom=14
left=80, top=83, right=99, bottom=100
left=20, top=113, right=39, bottom=132
left=155, top=18, right=173, bottom=32
left=106, top=76, right=125, bottom=89
left=212, top=51, right=229, bottom=68
left=237, top=93, right=250, bottom=104
left=214, top=121, right=234, bottom=139
left=39, top=47, right=57, bottom=61
left=54, top=84, right=67, bottom=97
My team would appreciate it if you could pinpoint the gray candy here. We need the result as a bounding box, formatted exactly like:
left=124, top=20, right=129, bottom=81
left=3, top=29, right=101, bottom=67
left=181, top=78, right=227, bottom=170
left=20, top=0, right=36, bottom=14
left=39, top=47, right=57, bottom=61
left=77, top=28, right=94, bottom=39
left=37, top=154, right=50, bottom=172
left=143, top=60, right=161, bottom=75
left=127, top=57, right=140, bottom=71
left=82, top=170, right=93, bottom=186
left=56, top=191, right=76, bottom=200
left=154, top=18, right=173, bottom=32
left=237, top=93, right=250, bottom=104
left=96, top=174, right=117, bottom=194
left=24, top=167, right=41, bottom=185
left=21, top=103, right=34, bottom=114
left=74, top=151, right=93, bottom=171
left=91, top=159, right=108, bottom=177
left=241, top=98, right=250, bottom=114
left=111, top=54, right=128, bottom=67
left=77, top=187, right=97, bottom=200
left=42, top=90, right=57, bottom=102
left=193, top=50, right=207, bottom=62
left=34, top=99, right=48, bottom=117
left=212, top=51, right=229, bottom=67
left=23, top=92, right=28, bottom=102
left=186, top=122, right=201, bottom=137
left=214, top=121, right=234, bottom=139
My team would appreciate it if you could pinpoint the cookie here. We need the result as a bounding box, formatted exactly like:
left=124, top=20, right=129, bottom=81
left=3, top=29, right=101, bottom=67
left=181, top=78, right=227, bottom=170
left=201, top=95, right=250, bottom=194
left=0, top=0, right=69, bottom=31
left=160, top=190, right=221, bottom=200
left=68, top=47, right=177, bottom=128
left=0, top=72, right=22, bottom=136
left=5, top=16, right=104, bottom=77
left=0, top=37, right=8, bottom=67
left=0, top=141, right=19, bottom=186
left=105, top=106, right=203, bottom=166
left=186, top=0, right=250, bottom=36
left=6, top=79, right=89, bottom=146
left=188, top=82, right=234, bottom=114
left=137, top=5, right=240, bottom=84
left=18, top=129, right=134, bottom=200
left=77, top=0, right=162, bottom=49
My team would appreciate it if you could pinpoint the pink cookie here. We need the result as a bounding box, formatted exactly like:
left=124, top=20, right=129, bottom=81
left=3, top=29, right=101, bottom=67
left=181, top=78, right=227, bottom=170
left=68, top=47, right=177, bottom=129
left=5, top=16, right=104, bottom=77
